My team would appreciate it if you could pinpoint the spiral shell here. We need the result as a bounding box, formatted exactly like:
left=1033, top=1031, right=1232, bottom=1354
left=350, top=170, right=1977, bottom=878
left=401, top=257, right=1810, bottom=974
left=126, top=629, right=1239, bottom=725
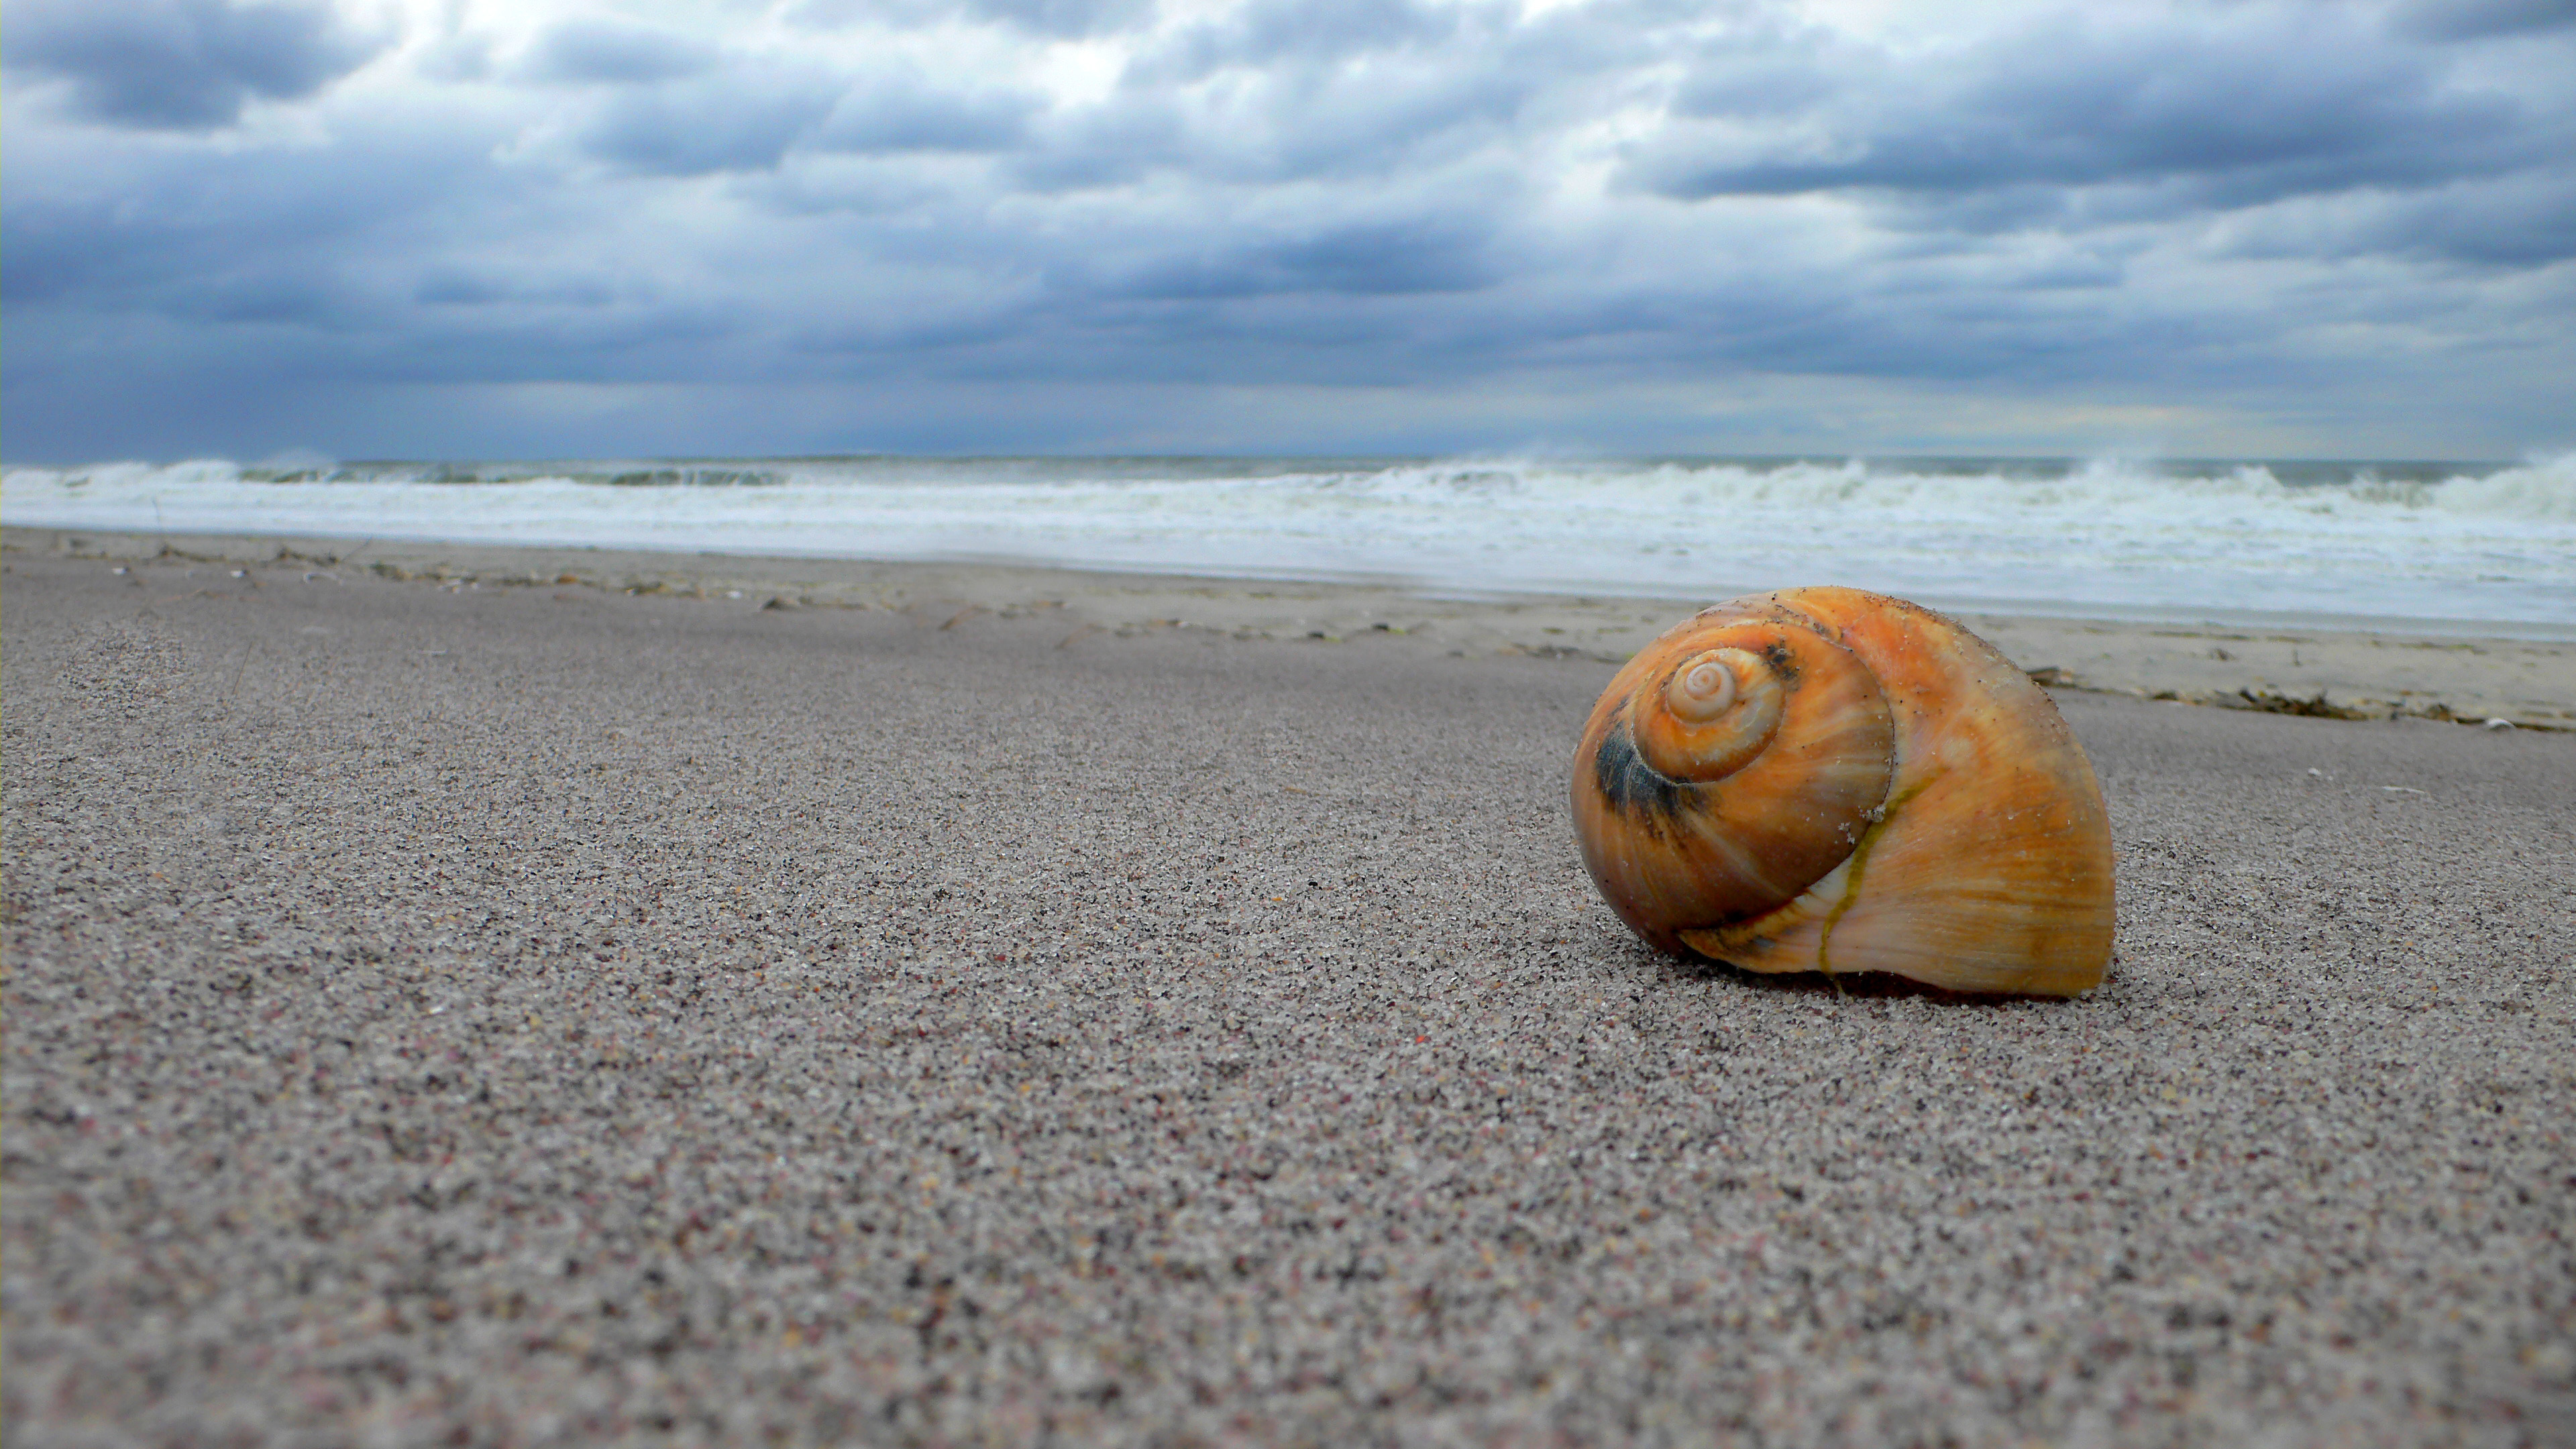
left=1570, top=587, right=2114, bottom=996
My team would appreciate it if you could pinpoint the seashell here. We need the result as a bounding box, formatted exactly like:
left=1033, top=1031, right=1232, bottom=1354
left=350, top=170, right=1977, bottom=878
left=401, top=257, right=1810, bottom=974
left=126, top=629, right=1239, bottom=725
left=1570, top=587, right=2114, bottom=996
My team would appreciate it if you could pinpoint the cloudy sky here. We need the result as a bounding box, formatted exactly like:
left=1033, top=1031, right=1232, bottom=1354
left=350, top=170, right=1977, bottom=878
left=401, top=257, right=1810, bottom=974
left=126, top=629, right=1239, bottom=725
left=5, top=0, right=2571, bottom=462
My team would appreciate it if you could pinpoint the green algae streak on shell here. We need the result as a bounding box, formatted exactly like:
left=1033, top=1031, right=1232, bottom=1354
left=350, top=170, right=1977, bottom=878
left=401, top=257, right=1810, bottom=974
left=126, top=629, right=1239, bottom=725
left=1570, top=587, right=2116, bottom=997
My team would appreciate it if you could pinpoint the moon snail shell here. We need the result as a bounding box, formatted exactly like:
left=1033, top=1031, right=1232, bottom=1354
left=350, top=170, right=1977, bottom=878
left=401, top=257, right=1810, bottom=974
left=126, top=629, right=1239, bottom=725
left=1570, top=587, right=2115, bottom=996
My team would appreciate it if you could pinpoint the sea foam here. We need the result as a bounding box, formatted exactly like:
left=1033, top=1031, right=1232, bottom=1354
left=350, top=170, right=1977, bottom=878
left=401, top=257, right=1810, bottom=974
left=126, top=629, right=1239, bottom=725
left=5, top=453, right=2570, bottom=634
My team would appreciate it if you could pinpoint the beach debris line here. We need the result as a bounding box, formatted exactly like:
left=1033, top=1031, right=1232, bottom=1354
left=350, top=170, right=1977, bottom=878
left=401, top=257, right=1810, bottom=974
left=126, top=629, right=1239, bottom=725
left=1570, top=588, right=2116, bottom=997
left=2051, top=663, right=2564, bottom=731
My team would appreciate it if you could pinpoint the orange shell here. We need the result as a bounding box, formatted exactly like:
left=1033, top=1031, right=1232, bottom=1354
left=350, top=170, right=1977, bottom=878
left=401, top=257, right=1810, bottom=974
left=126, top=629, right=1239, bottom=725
left=1570, top=587, right=2116, bottom=996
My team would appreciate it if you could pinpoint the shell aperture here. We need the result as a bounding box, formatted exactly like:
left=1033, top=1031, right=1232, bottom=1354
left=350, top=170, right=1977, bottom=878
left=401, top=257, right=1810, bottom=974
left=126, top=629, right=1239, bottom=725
left=1570, top=588, right=2116, bottom=997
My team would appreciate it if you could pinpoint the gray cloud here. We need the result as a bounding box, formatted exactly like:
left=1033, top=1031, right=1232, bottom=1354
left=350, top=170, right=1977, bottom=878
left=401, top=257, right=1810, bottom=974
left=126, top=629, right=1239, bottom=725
left=1636, top=11, right=2526, bottom=209
left=958, top=0, right=1161, bottom=35
left=414, top=272, right=512, bottom=307
left=414, top=270, right=619, bottom=309
left=176, top=271, right=355, bottom=327
left=2219, top=172, right=2576, bottom=267
left=814, top=76, right=1041, bottom=153
left=1, top=200, right=177, bottom=306
left=1114, top=218, right=1503, bottom=299
left=580, top=78, right=841, bottom=174
left=560, top=51, right=1015, bottom=174
left=786, top=0, right=1160, bottom=38
left=5, top=0, right=390, bottom=129
left=523, top=18, right=718, bottom=85
left=2392, top=0, right=2576, bottom=41
left=1002, top=96, right=1188, bottom=191
left=1140, top=0, right=1473, bottom=77
left=1016, top=34, right=1544, bottom=190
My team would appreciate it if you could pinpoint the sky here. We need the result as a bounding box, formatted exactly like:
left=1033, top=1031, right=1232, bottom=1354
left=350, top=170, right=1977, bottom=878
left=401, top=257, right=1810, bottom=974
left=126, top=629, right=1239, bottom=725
left=4, top=0, right=2573, bottom=463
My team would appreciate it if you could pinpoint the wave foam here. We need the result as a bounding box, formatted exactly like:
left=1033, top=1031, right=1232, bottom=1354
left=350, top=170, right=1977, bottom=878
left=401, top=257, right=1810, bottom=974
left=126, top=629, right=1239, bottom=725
left=6, top=452, right=2571, bottom=629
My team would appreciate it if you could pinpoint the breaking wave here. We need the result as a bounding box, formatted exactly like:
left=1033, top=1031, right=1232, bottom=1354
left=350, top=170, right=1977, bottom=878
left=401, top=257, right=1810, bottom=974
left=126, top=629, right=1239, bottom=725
left=5, top=451, right=2571, bottom=631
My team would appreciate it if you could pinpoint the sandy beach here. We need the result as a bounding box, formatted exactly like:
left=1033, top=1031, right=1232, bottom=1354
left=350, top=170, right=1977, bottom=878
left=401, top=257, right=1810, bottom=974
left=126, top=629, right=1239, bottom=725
left=15, top=530, right=2576, bottom=729
left=5, top=529, right=2572, bottom=1446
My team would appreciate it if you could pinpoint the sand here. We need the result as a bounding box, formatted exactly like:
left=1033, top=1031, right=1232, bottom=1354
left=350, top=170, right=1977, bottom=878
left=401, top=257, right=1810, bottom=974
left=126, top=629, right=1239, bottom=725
left=18, top=529, right=2576, bottom=729
left=4, top=532, right=2571, bottom=1447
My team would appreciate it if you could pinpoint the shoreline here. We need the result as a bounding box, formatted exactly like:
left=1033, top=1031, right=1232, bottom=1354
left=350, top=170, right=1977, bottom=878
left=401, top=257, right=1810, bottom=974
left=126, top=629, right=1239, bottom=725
left=15, top=525, right=2571, bottom=729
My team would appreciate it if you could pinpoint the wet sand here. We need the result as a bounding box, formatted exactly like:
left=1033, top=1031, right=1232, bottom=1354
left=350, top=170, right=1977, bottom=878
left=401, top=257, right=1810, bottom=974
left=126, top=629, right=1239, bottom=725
left=5, top=533, right=2572, bottom=1446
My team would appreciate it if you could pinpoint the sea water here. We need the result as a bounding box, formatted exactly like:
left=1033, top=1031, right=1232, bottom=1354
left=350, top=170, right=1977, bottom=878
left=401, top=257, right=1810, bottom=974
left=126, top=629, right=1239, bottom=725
left=5, top=453, right=2571, bottom=636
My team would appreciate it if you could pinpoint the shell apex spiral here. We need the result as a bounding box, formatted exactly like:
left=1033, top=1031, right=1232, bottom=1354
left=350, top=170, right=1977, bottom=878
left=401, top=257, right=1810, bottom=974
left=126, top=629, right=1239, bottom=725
left=1570, top=587, right=2116, bottom=996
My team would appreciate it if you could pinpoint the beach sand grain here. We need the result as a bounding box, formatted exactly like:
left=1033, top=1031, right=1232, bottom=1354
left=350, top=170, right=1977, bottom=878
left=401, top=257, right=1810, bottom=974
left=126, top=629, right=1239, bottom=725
left=5, top=537, right=2571, bottom=1446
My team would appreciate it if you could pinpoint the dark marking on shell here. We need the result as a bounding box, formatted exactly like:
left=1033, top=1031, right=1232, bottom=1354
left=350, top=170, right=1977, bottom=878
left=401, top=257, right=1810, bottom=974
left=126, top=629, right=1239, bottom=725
left=1591, top=716, right=1687, bottom=822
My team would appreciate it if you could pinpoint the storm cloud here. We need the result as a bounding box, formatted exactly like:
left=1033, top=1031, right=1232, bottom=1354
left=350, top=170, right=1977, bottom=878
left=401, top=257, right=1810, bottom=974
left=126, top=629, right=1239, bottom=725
left=1640, top=12, right=2525, bottom=203
left=7, top=0, right=388, bottom=129
left=2, top=0, right=2569, bottom=460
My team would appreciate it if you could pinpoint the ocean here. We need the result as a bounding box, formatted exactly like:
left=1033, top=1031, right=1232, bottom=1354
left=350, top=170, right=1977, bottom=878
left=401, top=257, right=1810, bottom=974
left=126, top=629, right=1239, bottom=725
left=5, top=453, right=2571, bottom=637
